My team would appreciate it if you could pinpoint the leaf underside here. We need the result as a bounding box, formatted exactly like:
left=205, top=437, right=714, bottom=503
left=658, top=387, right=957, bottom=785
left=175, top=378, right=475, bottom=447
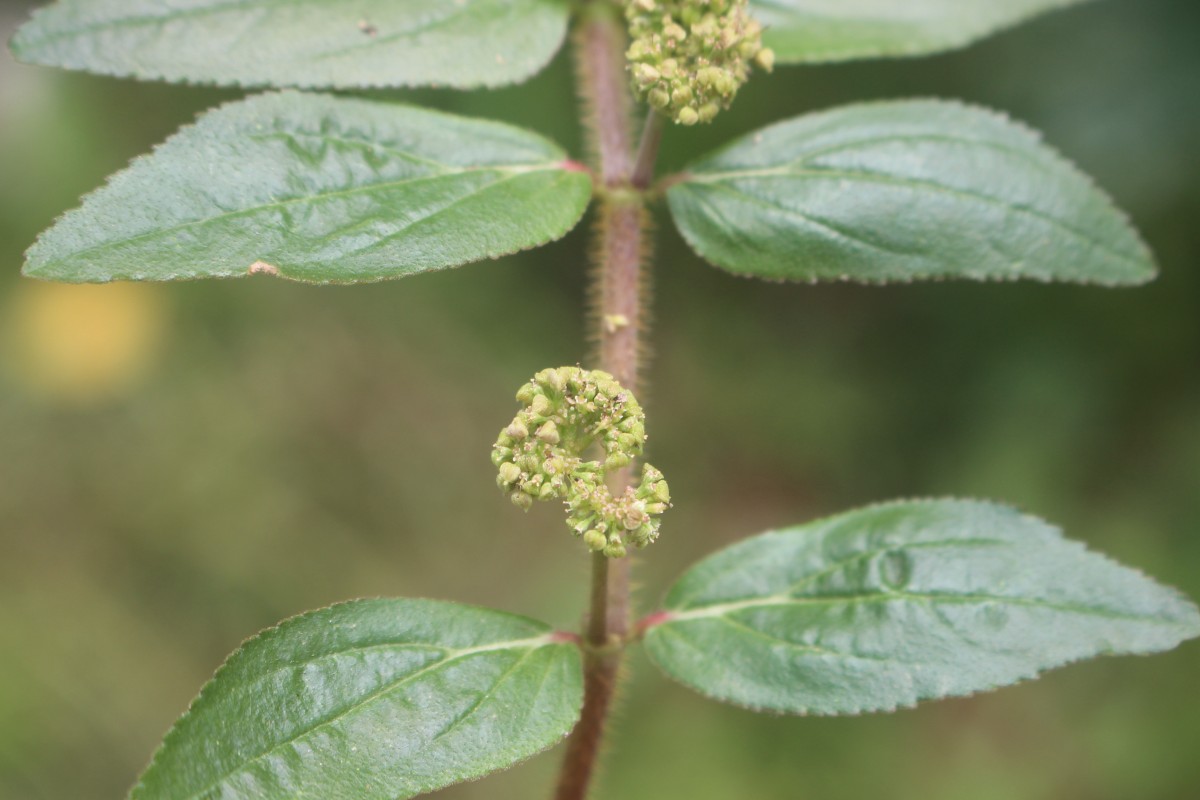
left=644, top=499, right=1200, bottom=715
left=130, top=599, right=583, bottom=800
left=752, top=0, right=1094, bottom=63
left=11, top=0, right=570, bottom=89
left=23, top=92, right=593, bottom=284
left=667, top=100, right=1155, bottom=285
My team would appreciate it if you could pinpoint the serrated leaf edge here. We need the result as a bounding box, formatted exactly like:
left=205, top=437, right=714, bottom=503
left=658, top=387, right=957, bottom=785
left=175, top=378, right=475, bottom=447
left=666, top=97, right=1157, bottom=287
left=10, top=0, right=570, bottom=90
left=643, top=496, right=1200, bottom=717
left=127, top=596, right=582, bottom=800
left=23, top=91, right=594, bottom=285
left=762, top=0, right=1092, bottom=65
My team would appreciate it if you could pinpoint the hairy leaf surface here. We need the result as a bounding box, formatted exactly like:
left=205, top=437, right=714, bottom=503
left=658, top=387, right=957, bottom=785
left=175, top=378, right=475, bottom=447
left=667, top=100, right=1154, bottom=285
left=644, top=499, right=1200, bottom=715
left=130, top=599, right=582, bottom=800
left=12, top=0, right=569, bottom=89
left=753, top=0, right=1093, bottom=63
left=24, top=92, right=592, bottom=284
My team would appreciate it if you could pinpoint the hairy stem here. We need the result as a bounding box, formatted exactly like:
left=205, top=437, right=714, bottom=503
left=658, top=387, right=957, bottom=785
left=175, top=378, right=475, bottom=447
left=632, top=112, right=664, bottom=190
left=554, top=4, right=659, bottom=800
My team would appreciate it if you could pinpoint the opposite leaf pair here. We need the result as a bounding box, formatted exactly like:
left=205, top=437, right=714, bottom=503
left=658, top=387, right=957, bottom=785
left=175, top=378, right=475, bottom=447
left=23, top=93, right=1153, bottom=289
left=128, top=500, right=1200, bottom=800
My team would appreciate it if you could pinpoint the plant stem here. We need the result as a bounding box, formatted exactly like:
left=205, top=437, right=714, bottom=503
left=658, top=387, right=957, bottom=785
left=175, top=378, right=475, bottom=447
left=553, top=5, right=659, bottom=799
left=586, top=549, right=610, bottom=646
left=632, top=112, right=664, bottom=190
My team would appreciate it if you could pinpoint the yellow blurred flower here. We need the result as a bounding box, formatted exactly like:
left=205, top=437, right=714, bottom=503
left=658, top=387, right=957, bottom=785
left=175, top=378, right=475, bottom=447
left=2, top=282, right=167, bottom=403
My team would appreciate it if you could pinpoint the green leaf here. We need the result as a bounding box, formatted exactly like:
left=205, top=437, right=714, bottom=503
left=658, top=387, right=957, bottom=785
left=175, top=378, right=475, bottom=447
left=131, top=598, right=583, bottom=800
left=752, top=0, right=1094, bottom=64
left=644, top=499, right=1200, bottom=715
left=666, top=100, right=1154, bottom=285
left=11, top=0, right=569, bottom=89
left=24, top=92, right=592, bottom=284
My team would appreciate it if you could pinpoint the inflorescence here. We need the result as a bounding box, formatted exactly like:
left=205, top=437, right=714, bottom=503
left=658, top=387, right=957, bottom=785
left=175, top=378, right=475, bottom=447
left=493, top=367, right=670, bottom=558
left=625, top=0, right=774, bottom=126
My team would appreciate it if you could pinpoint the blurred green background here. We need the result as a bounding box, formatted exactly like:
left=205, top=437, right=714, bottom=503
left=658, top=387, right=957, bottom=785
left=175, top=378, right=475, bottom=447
left=1, top=1, right=1198, bottom=798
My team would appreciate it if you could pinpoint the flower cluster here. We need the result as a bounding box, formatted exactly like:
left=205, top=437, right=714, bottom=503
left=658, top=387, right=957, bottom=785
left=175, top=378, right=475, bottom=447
left=625, top=0, right=774, bottom=126
left=493, top=367, right=670, bottom=558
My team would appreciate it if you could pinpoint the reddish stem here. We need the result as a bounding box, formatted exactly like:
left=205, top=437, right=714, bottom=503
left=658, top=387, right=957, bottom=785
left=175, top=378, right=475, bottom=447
left=552, top=5, right=659, bottom=800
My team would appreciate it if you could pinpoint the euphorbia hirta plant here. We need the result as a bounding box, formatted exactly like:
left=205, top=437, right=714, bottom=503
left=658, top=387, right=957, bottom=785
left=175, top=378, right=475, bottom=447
left=9, top=0, right=1198, bottom=798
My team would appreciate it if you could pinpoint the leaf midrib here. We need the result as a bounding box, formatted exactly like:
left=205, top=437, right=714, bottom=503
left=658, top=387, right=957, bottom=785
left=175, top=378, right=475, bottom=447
left=669, top=536, right=1006, bottom=610
left=679, top=166, right=1141, bottom=268
left=665, top=588, right=1186, bottom=627
left=37, top=160, right=567, bottom=268
left=176, top=634, right=557, bottom=800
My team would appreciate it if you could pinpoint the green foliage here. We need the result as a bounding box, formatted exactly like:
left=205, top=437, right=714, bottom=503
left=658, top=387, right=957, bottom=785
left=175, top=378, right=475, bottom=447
left=130, top=599, right=582, bottom=800
left=666, top=100, right=1155, bottom=284
left=23, top=92, right=591, bottom=284
left=6, top=0, right=1198, bottom=798
left=753, top=0, right=1094, bottom=63
left=11, top=0, right=570, bottom=89
left=644, top=499, right=1200, bottom=715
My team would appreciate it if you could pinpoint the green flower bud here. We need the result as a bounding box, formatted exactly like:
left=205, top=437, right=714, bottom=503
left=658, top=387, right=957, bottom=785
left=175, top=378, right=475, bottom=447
left=677, top=106, right=699, bottom=126
left=627, top=39, right=652, bottom=61
left=583, top=530, right=608, bottom=551
left=498, top=462, right=522, bottom=485
left=511, top=492, right=534, bottom=511
left=491, top=446, right=512, bottom=467
left=536, top=367, right=565, bottom=394
left=530, top=393, right=553, bottom=417
left=506, top=419, right=528, bottom=439
left=536, top=420, right=560, bottom=444
left=629, top=522, right=658, bottom=547
left=696, top=66, right=721, bottom=88
left=633, top=63, right=661, bottom=86
left=605, top=451, right=632, bottom=470
left=755, top=48, right=775, bottom=72
left=663, top=22, right=687, bottom=41
left=691, top=18, right=717, bottom=40
left=623, top=507, right=648, bottom=530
